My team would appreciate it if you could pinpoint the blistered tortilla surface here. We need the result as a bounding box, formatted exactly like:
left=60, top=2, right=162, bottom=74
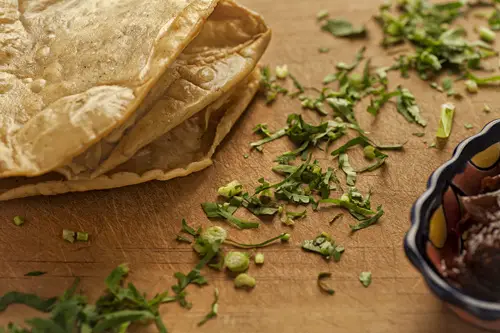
left=0, top=69, right=261, bottom=200
left=0, top=0, right=219, bottom=177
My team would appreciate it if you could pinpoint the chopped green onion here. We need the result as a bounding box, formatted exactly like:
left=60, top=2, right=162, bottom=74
left=359, top=271, right=372, bottom=287
left=275, top=65, right=289, bottom=79
left=76, top=232, right=89, bottom=242
left=479, top=26, right=496, bottom=43
left=224, top=233, right=289, bottom=249
left=436, top=103, right=455, bottom=140
left=234, top=273, right=256, bottom=288
left=224, top=252, right=250, bottom=272
left=281, top=233, right=291, bottom=242
left=62, top=229, right=76, bottom=243
left=465, top=80, right=478, bottom=93
left=234, top=273, right=256, bottom=289
left=363, top=145, right=376, bottom=160
left=464, top=123, right=473, bottom=130
left=316, top=9, right=329, bottom=21
left=13, top=216, right=25, bottom=226
left=255, top=253, right=265, bottom=265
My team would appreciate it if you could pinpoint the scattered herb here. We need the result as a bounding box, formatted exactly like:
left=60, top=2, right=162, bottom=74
left=250, top=127, right=287, bottom=151
left=442, top=77, right=456, bottom=96
left=330, top=213, right=344, bottom=225
left=193, top=226, right=228, bottom=255
left=318, top=47, right=330, bottom=53
left=338, top=153, right=356, bottom=186
left=218, top=180, right=243, bottom=198
left=260, top=66, right=288, bottom=104
left=412, top=132, right=425, bottom=137
left=316, top=9, right=329, bottom=21
left=289, top=73, right=305, bottom=95
left=225, top=252, right=250, bottom=272
left=76, top=232, right=89, bottom=242
left=464, top=123, right=473, bottom=129
left=484, top=103, right=492, bottom=113
left=302, top=232, right=344, bottom=261
left=317, top=272, right=335, bottom=295
left=321, top=19, right=367, bottom=38
left=62, top=229, right=76, bottom=243
left=243, top=154, right=249, bottom=159
left=197, top=288, right=219, bottom=326
left=1, top=265, right=174, bottom=332
left=172, top=246, right=219, bottom=309
left=465, top=79, right=479, bottom=93
left=276, top=65, right=289, bottom=79
left=489, top=8, right=500, bottom=30
left=395, top=87, right=427, bottom=127
left=201, top=202, right=259, bottom=229
left=479, top=26, right=496, bottom=43
left=224, top=233, right=290, bottom=249
left=255, top=253, right=265, bottom=265
left=234, top=273, right=256, bottom=289
left=430, top=82, right=444, bottom=92
left=359, top=271, right=372, bottom=287
left=12, top=216, right=24, bottom=226
left=349, top=206, right=385, bottom=231
left=24, top=271, right=47, bottom=277
left=280, top=206, right=307, bottom=226
left=436, top=102, right=455, bottom=140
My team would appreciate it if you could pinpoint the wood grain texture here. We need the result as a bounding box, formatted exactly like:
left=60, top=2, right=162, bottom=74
left=0, top=0, right=498, bottom=332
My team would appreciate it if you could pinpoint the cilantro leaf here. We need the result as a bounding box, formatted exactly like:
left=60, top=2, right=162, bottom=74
left=198, top=288, right=219, bottom=326
left=201, top=202, right=259, bottom=229
left=321, top=19, right=367, bottom=38
left=338, top=153, right=356, bottom=186
left=350, top=206, right=385, bottom=231
left=395, top=87, right=427, bottom=127
left=302, top=232, right=344, bottom=261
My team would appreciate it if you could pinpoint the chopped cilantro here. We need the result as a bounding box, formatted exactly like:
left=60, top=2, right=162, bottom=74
left=395, top=87, right=427, bottom=127
left=318, top=47, right=330, bottom=53
left=201, top=202, right=259, bottom=229
left=198, top=288, right=219, bottom=326
left=338, top=153, right=356, bottom=186
left=224, top=233, right=290, bottom=249
left=349, top=206, right=385, bottom=231
left=412, top=132, right=425, bottom=137
left=260, top=66, right=288, bottom=104
left=321, top=19, right=367, bottom=38
left=302, top=232, right=344, bottom=261
left=1, top=265, right=174, bottom=332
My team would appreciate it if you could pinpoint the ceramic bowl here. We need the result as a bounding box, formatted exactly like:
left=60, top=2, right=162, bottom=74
left=405, top=119, right=500, bottom=330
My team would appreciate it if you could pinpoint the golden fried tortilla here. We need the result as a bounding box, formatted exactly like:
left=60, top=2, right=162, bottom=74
left=0, top=0, right=268, bottom=179
left=0, top=69, right=260, bottom=200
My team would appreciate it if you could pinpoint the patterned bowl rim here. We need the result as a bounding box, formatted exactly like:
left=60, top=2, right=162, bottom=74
left=404, top=119, right=500, bottom=321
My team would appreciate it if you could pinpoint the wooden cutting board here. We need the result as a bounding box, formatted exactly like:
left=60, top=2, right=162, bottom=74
left=1, top=0, right=498, bottom=332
